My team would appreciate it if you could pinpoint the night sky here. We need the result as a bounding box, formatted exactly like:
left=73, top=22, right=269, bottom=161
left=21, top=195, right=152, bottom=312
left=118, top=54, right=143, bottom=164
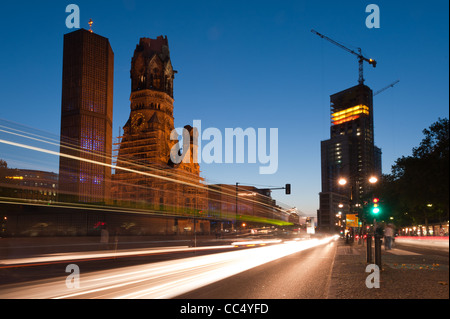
left=0, top=0, right=448, bottom=216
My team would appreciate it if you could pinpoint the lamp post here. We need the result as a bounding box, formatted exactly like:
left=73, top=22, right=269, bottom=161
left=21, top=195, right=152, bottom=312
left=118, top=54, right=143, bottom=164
left=337, top=175, right=379, bottom=245
left=366, top=176, right=382, bottom=267
left=337, top=177, right=354, bottom=243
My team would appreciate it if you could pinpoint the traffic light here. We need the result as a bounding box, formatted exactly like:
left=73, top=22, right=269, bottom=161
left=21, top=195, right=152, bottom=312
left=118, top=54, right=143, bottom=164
left=371, top=198, right=380, bottom=215
left=285, top=184, right=291, bottom=195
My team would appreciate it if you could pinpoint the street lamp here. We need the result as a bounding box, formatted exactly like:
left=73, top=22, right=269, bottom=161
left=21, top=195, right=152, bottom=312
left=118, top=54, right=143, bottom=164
left=337, top=175, right=380, bottom=245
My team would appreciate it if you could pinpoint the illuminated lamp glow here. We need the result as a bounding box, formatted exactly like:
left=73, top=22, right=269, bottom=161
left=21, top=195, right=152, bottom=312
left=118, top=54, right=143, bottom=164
left=369, top=176, right=378, bottom=184
left=5, top=176, right=23, bottom=180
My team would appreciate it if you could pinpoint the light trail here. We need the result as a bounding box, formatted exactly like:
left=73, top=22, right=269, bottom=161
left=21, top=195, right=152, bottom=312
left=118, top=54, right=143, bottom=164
left=231, top=239, right=283, bottom=246
left=0, top=121, right=296, bottom=218
left=0, top=236, right=338, bottom=299
left=0, top=245, right=235, bottom=268
left=0, top=138, right=204, bottom=190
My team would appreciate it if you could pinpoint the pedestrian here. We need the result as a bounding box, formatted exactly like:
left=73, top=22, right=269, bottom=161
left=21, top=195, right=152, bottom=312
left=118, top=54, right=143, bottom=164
left=384, top=223, right=394, bottom=250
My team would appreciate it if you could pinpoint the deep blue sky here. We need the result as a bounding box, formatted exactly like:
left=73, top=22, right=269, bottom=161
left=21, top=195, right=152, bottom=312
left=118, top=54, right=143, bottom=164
left=0, top=0, right=448, bottom=216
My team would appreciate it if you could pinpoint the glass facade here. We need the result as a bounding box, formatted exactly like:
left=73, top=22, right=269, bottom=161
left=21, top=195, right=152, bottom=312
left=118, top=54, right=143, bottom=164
left=59, top=29, right=113, bottom=203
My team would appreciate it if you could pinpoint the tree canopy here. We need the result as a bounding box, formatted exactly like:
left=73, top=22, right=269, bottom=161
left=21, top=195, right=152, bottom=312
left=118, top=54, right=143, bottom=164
left=375, top=118, right=449, bottom=227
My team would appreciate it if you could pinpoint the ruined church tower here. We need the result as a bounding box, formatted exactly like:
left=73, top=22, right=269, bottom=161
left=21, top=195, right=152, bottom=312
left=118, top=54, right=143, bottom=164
left=112, top=36, right=205, bottom=226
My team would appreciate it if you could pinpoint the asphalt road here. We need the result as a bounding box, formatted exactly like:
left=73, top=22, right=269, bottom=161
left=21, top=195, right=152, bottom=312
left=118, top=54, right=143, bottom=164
left=0, top=237, right=338, bottom=298
left=176, top=239, right=337, bottom=299
left=1, top=236, right=446, bottom=299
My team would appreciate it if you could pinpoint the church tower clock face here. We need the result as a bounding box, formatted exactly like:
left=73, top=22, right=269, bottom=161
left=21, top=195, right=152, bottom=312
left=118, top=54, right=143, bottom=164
left=131, top=113, right=146, bottom=132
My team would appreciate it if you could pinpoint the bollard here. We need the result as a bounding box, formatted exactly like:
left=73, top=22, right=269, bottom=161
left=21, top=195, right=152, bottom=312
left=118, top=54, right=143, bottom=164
left=374, top=234, right=382, bottom=268
left=366, top=235, right=373, bottom=263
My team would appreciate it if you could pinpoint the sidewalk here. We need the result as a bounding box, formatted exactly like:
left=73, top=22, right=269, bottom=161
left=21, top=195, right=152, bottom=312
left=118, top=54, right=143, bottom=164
left=328, top=239, right=449, bottom=299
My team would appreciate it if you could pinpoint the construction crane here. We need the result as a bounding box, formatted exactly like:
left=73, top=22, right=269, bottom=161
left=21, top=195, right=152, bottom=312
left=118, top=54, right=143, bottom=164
left=311, top=29, right=377, bottom=85
left=374, top=80, right=400, bottom=96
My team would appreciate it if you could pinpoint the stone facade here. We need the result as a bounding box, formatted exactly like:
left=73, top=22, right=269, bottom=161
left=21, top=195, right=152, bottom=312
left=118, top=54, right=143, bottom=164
left=112, top=36, right=207, bottom=229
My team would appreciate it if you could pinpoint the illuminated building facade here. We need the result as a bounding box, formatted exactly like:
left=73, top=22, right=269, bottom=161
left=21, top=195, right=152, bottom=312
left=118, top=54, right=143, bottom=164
left=112, top=36, right=207, bottom=233
left=0, top=168, right=58, bottom=202
left=58, top=29, right=114, bottom=203
left=207, top=184, right=285, bottom=230
left=318, top=84, right=382, bottom=232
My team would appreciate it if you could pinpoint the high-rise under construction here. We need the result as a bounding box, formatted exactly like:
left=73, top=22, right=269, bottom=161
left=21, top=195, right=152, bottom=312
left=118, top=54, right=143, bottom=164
left=318, top=84, right=382, bottom=233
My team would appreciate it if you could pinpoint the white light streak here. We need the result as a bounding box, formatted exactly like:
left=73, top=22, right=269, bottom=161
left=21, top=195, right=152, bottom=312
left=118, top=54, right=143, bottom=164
left=0, top=236, right=338, bottom=299
left=0, top=138, right=202, bottom=189
left=0, top=123, right=296, bottom=216
left=0, top=245, right=233, bottom=266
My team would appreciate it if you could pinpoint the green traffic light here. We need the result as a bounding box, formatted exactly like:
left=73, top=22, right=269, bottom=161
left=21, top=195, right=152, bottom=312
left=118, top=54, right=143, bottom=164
left=372, top=207, right=380, bottom=214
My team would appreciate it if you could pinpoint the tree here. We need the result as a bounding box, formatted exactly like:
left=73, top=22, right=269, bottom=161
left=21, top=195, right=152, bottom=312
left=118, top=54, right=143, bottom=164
left=378, top=118, right=449, bottom=229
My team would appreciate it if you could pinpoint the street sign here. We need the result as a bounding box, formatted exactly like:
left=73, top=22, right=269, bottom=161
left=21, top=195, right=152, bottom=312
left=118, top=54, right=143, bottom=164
left=346, top=214, right=359, bottom=227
